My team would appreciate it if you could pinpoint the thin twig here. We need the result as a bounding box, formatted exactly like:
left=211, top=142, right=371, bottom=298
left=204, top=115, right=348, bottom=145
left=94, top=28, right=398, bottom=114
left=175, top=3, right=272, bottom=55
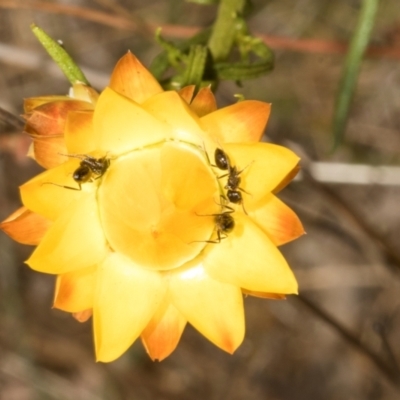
left=373, top=322, right=400, bottom=374
left=302, top=169, right=400, bottom=270
left=0, top=0, right=400, bottom=59
left=0, top=107, right=24, bottom=131
left=295, top=294, right=400, bottom=388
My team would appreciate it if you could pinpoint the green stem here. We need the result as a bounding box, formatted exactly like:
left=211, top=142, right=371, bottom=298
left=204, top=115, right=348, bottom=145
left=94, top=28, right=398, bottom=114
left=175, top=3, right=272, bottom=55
left=31, top=24, right=90, bottom=86
left=208, top=0, right=246, bottom=61
left=332, top=0, right=380, bottom=150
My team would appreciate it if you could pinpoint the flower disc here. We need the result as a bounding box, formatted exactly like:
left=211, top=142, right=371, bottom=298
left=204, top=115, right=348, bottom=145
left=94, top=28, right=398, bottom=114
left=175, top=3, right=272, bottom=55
left=99, top=141, right=219, bottom=270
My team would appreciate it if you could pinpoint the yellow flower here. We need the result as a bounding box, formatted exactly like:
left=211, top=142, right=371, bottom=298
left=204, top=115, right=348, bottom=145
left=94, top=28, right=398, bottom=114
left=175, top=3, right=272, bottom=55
left=0, top=52, right=304, bottom=362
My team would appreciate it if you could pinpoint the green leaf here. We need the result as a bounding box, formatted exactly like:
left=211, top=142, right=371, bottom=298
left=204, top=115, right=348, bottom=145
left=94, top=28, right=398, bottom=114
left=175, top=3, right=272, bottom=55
left=31, top=24, right=89, bottom=86
left=215, top=59, right=274, bottom=80
left=332, top=0, right=380, bottom=150
left=150, top=28, right=211, bottom=79
left=181, top=45, right=208, bottom=87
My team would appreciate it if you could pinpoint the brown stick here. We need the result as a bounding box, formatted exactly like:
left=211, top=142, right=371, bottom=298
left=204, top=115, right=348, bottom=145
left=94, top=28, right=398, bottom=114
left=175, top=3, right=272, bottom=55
left=1, top=0, right=400, bottom=59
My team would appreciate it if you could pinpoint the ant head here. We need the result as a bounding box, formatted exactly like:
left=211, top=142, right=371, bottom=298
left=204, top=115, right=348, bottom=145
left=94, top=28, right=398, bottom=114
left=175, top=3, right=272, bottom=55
left=227, top=190, right=242, bottom=204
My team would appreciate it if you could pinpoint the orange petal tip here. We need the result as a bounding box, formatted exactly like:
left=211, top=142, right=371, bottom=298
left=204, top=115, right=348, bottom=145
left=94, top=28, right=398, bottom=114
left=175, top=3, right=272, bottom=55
left=0, top=207, right=51, bottom=245
left=109, top=52, right=163, bottom=104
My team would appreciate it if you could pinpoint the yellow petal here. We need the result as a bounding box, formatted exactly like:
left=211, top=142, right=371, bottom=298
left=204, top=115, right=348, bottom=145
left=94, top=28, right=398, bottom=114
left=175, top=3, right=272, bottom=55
left=27, top=142, right=35, bottom=160
left=248, top=193, right=305, bottom=246
left=94, top=253, right=166, bottom=362
left=0, top=207, right=51, bottom=245
left=71, top=83, right=98, bottom=104
left=24, top=96, right=71, bottom=113
left=242, top=289, right=286, bottom=300
left=109, top=51, right=163, bottom=104
left=73, top=309, right=92, bottom=322
left=30, top=135, right=68, bottom=169
left=221, top=142, right=300, bottom=200
left=170, top=263, right=244, bottom=353
left=203, top=213, right=298, bottom=294
left=273, top=164, right=301, bottom=194
left=26, top=192, right=108, bottom=274
left=24, top=100, right=92, bottom=136
left=64, top=110, right=96, bottom=154
left=93, top=87, right=171, bottom=154
left=200, top=101, right=270, bottom=143
left=20, top=158, right=94, bottom=221
left=178, top=85, right=195, bottom=104
left=141, top=303, right=186, bottom=361
left=190, top=86, right=217, bottom=117
left=54, top=265, right=97, bottom=312
left=142, top=91, right=208, bottom=145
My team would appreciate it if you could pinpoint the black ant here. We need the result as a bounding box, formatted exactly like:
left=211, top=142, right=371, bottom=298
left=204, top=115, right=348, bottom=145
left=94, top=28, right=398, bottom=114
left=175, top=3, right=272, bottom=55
left=213, top=148, right=250, bottom=212
left=191, top=204, right=235, bottom=244
left=43, top=154, right=110, bottom=190
left=212, top=208, right=235, bottom=243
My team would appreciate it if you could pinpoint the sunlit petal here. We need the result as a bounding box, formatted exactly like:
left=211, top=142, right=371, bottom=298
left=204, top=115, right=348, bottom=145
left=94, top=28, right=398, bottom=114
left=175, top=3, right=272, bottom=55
left=201, top=101, right=270, bottom=143
left=220, top=142, right=300, bottom=199
left=94, top=253, right=166, bottom=362
left=70, top=83, right=98, bottom=104
left=242, top=289, right=286, bottom=300
left=141, top=302, right=186, bottom=361
left=190, top=86, right=217, bottom=117
left=0, top=207, right=51, bottom=245
left=54, top=265, right=97, bottom=312
left=30, top=135, right=68, bottom=169
left=24, top=100, right=92, bottom=137
left=93, top=87, right=170, bottom=154
left=24, top=96, right=70, bottom=113
left=142, top=91, right=208, bottom=145
left=178, top=85, right=195, bottom=104
left=273, top=164, right=301, bottom=194
left=64, top=110, right=96, bottom=154
left=26, top=192, right=108, bottom=274
left=20, top=158, right=95, bottom=221
left=204, top=213, right=298, bottom=294
left=170, top=263, right=244, bottom=353
left=109, top=51, right=163, bottom=103
left=247, top=193, right=305, bottom=246
left=73, top=309, right=93, bottom=322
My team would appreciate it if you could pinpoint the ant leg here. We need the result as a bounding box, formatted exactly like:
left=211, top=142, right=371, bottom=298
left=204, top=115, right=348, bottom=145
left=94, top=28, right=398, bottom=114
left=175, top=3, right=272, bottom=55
left=215, top=194, right=228, bottom=207
left=57, top=153, right=87, bottom=161
left=198, top=142, right=216, bottom=167
left=41, top=182, right=82, bottom=191
left=189, top=231, right=227, bottom=245
left=195, top=211, right=219, bottom=217
left=236, top=160, right=255, bottom=176
left=238, top=186, right=251, bottom=196
left=219, top=200, right=235, bottom=213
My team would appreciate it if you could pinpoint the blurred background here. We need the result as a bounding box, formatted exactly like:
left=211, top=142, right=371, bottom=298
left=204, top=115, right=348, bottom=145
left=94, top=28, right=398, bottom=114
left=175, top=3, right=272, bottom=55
left=1, top=0, right=400, bottom=399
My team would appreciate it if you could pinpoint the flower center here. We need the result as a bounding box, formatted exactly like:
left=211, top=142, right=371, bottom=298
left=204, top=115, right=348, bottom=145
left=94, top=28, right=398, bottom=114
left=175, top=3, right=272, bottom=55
left=98, top=141, right=219, bottom=270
